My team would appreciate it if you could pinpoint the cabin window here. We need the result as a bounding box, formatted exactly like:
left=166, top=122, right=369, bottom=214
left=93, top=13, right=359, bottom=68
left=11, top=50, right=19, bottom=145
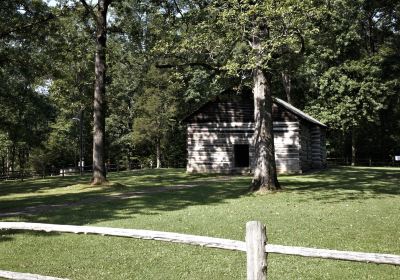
left=234, top=144, right=249, bottom=167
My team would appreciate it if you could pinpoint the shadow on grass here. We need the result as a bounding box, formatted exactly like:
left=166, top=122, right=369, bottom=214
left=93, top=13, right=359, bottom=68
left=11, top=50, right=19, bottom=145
left=0, top=234, right=13, bottom=242
left=5, top=179, right=249, bottom=228
left=1, top=167, right=399, bottom=227
left=0, top=175, right=91, bottom=197
left=0, top=169, right=250, bottom=227
left=0, top=169, right=241, bottom=212
left=0, top=184, right=248, bottom=245
left=0, top=168, right=214, bottom=197
left=284, top=166, right=400, bottom=203
left=0, top=171, right=250, bottom=241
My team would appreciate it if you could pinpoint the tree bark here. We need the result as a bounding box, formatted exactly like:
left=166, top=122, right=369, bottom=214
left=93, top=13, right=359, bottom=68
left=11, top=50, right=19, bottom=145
left=6, top=149, right=9, bottom=176
left=250, top=68, right=280, bottom=192
left=10, top=145, right=15, bottom=173
left=18, top=149, right=24, bottom=182
left=281, top=71, right=292, bottom=104
left=1, top=156, right=5, bottom=176
left=91, top=0, right=110, bottom=185
left=367, top=12, right=375, bottom=55
left=156, top=139, right=161, bottom=169
left=351, top=128, right=356, bottom=166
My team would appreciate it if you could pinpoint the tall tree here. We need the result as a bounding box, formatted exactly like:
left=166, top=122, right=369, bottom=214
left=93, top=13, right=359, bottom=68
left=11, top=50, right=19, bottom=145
left=80, top=0, right=112, bottom=184
left=132, top=67, right=181, bottom=168
left=304, top=0, right=400, bottom=165
left=156, top=1, right=321, bottom=191
left=0, top=0, right=55, bottom=175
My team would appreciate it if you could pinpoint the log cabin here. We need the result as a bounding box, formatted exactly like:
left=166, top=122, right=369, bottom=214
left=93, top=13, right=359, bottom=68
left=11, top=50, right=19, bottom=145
left=183, top=90, right=327, bottom=174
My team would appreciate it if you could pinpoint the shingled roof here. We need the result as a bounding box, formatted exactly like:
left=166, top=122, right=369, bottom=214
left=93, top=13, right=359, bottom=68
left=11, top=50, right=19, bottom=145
left=183, top=90, right=326, bottom=128
left=274, top=98, right=326, bottom=127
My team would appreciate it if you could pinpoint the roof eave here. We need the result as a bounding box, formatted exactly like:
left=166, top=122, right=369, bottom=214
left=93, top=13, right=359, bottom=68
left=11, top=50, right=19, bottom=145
left=274, top=97, right=327, bottom=128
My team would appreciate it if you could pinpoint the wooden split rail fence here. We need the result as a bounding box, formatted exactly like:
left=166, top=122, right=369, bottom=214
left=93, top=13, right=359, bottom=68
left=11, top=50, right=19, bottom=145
left=0, top=221, right=399, bottom=280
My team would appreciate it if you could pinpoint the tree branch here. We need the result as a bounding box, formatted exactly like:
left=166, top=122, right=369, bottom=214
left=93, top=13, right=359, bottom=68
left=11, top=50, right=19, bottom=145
left=173, top=0, right=184, bottom=19
left=79, top=0, right=97, bottom=20
left=156, top=61, right=221, bottom=72
left=292, top=28, right=305, bottom=54
left=0, top=14, right=54, bottom=38
left=0, top=6, right=77, bottom=39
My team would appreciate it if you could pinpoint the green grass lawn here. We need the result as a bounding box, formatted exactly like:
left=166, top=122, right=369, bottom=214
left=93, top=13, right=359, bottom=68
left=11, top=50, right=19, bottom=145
left=0, top=167, right=399, bottom=279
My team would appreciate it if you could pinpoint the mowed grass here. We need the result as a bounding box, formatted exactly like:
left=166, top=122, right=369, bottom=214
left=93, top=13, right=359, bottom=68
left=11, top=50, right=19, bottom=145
left=0, top=167, right=399, bottom=279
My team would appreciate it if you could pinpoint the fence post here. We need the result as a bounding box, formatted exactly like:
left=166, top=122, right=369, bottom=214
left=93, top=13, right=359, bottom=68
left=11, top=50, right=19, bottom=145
left=246, top=221, right=267, bottom=280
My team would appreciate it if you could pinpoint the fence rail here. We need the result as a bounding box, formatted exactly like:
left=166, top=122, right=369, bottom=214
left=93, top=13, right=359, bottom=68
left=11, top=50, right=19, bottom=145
left=0, top=270, right=68, bottom=280
left=326, top=157, right=400, bottom=167
left=0, top=222, right=399, bottom=280
left=0, top=163, right=187, bottom=181
left=0, top=164, right=127, bottom=181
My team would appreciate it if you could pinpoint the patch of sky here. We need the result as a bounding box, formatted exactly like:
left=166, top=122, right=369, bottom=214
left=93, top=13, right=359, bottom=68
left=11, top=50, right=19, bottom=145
left=35, top=79, right=53, bottom=95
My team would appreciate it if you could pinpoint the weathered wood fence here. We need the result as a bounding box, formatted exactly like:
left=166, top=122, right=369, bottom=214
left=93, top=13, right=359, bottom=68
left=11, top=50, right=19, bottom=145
left=0, top=221, right=399, bottom=280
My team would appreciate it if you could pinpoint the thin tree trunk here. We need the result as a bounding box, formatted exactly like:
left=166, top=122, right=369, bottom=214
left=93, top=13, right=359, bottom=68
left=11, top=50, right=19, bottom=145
left=6, top=148, right=9, bottom=176
left=10, top=145, right=15, bottom=173
left=1, top=156, right=5, bottom=176
left=368, top=13, right=375, bottom=55
left=42, top=162, right=46, bottom=178
left=91, top=0, right=110, bottom=185
left=79, top=109, right=84, bottom=176
left=281, top=71, right=292, bottom=104
left=18, top=149, right=24, bottom=182
left=351, top=128, right=356, bottom=166
left=156, top=139, right=161, bottom=169
left=250, top=68, right=280, bottom=192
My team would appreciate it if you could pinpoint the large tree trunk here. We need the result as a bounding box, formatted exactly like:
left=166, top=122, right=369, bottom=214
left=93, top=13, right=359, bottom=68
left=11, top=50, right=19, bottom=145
left=250, top=68, right=281, bottom=192
left=91, top=0, right=110, bottom=185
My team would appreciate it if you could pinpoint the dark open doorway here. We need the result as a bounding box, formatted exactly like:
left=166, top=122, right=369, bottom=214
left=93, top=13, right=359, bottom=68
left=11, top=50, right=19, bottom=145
left=234, top=144, right=249, bottom=167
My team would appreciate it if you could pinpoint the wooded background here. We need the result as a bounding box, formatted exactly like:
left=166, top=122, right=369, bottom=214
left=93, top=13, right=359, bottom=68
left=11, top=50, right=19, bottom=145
left=1, top=0, right=399, bottom=177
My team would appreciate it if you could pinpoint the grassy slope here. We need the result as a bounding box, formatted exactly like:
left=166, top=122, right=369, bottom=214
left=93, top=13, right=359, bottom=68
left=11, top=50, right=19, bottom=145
left=0, top=167, right=399, bottom=279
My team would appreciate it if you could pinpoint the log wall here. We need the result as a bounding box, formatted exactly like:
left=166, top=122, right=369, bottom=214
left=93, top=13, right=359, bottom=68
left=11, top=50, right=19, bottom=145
left=187, top=122, right=254, bottom=173
left=185, top=96, right=326, bottom=174
left=320, top=128, right=327, bottom=167
left=299, top=122, right=312, bottom=172
left=187, top=121, right=301, bottom=174
left=310, top=126, right=322, bottom=168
